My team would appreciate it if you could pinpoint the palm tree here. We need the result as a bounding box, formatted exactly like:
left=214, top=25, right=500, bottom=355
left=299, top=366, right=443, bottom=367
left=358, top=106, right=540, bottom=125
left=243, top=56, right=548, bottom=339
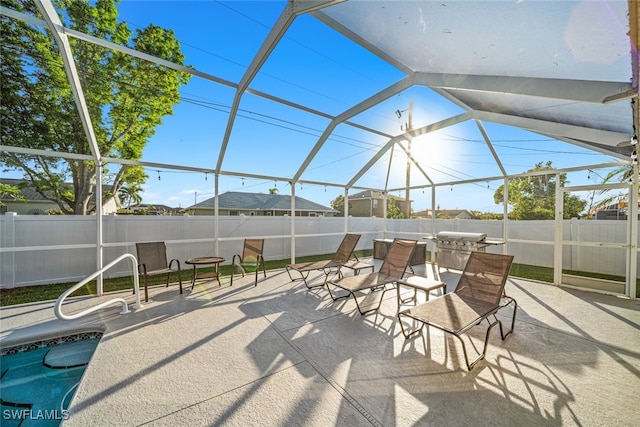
left=594, top=165, right=638, bottom=213
left=118, top=184, right=143, bottom=208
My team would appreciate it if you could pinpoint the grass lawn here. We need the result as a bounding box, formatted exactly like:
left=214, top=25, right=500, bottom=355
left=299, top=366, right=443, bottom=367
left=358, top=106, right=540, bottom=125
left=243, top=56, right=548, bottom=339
left=1, top=250, right=634, bottom=307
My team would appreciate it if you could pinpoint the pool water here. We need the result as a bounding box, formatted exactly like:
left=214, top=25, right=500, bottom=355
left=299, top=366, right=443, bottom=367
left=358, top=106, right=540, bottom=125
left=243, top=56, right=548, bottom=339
left=1, top=336, right=100, bottom=427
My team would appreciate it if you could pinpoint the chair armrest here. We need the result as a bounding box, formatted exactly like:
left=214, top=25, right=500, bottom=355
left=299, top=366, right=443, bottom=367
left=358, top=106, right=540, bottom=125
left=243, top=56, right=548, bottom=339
left=138, top=263, right=147, bottom=275
left=232, top=254, right=241, bottom=265
left=168, top=258, right=181, bottom=271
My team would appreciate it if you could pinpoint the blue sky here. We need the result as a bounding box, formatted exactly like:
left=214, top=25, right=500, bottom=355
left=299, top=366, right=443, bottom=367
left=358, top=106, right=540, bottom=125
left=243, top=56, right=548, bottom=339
left=33, top=1, right=628, bottom=212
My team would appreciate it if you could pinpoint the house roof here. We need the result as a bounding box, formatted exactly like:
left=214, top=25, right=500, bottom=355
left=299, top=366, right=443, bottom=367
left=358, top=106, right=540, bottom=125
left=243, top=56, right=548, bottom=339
left=348, top=190, right=384, bottom=200
left=348, top=190, right=411, bottom=201
left=0, top=178, right=52, bottom=202
left=189, top=191, right=335, bottom=213
left=133, top=204, right=182, bottom=213
left=1, top=178, right=114, bottom=203
left=436, top=209, right=472, bottom=218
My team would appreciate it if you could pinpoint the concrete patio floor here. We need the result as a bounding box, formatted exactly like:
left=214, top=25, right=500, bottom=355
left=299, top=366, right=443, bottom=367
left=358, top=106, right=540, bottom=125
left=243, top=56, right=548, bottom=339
left=1, top=259, right=639, bottom=426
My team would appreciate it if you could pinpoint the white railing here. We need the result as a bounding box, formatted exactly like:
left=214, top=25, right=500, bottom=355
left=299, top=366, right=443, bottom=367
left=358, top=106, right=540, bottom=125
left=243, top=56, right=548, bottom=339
left=54, top=253, right=142, bottom=321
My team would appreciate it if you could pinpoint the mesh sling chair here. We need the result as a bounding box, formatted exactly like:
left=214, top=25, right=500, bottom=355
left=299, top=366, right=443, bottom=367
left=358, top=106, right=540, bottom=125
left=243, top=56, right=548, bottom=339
left=135, top=242, right=183, bottom=303
left=286, top=233, right=362, bottom=289
left=398, top=252, right=516, bottom=371
left=230, top=239, right=266, bottom=287
left=326, top=238, right=417, bottom=315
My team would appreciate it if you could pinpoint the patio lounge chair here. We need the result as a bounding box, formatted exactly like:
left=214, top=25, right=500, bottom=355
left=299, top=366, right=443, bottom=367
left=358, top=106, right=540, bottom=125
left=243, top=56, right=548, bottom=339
left=326, top=238, right=417, bottom=315
left=135, top=241, right=183, bottom=303
left=230, top=239, right=266, bottom=287
left=286, top=233, right=363, bottom=289
left=398, top=252, right=516, bottom=370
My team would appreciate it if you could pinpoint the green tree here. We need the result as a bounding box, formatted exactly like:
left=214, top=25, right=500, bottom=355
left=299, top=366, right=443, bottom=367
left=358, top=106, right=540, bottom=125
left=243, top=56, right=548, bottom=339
left=493, top=161, right=587, bottom=219
left=118, top=183, right=143, bottom=208
left=0, top=0, right=190, bottom=214
left=0, top=183, right=26, bottom=211
left=330, top=194, right=345, bottom=216
left=386, top=196, right=405, bottom=219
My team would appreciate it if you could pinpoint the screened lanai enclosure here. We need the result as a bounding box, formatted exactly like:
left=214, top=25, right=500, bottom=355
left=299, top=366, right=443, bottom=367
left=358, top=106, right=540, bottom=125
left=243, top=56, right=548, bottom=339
left=0, top=1, right=638, bottom=297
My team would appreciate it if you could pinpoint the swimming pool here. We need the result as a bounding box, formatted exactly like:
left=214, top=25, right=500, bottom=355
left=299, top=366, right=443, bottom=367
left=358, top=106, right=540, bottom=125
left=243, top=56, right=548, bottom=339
left=0, top=332, right=102, bottom=427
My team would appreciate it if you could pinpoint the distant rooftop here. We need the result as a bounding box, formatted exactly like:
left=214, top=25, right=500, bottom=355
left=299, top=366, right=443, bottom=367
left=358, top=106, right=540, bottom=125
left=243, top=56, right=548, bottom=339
left=189, top=191, right=335, bottom=213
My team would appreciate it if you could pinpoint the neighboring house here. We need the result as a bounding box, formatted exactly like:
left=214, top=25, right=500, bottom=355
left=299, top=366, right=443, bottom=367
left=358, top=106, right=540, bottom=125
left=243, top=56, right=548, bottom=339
left=347, top=190, right=411, bottom=218
left=129, top=204, right=183, bottom=216
left=0, top=178, right=118, bottom=215
left=414, top=209, right=474, bottom=219
left=594, top=201, right=638, bottom=220
left=187, top=191, right=336, bottom=217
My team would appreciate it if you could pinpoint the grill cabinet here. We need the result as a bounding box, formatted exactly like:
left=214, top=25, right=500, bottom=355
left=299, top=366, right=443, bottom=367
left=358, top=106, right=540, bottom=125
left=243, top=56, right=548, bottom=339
left=432, top=231, right=489, bottom=271
left=373, top=238, right=427, bottom=265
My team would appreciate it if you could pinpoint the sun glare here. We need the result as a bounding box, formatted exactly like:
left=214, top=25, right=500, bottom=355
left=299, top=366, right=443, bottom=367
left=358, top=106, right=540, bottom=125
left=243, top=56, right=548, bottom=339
left=409, top=132, right=462, bottom=180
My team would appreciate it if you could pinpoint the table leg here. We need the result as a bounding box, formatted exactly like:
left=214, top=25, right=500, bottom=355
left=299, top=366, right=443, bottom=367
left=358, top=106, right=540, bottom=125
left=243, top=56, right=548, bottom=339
left=191, top=265, right=197, bottom=289
left=190, top=263, right=222, bottom=288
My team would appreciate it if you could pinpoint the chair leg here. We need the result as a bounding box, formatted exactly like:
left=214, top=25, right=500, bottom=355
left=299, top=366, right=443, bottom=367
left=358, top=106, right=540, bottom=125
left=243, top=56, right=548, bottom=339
left=353, top=286, right=389, bottom=315
left=397, top=312, right=425, bottom=339
left=287, top=267, right=323, bottom=289
left=454, top=318, right=505, bottom=371
left=322, top=268, right=341, bottom=286
left=142, top=275, right=149, bottom=303
left=326, top=283, right=350, bottom=301
left=329, top=285, right=389, bottom=315
left=498, top=297, right=517, bottom=339
left=230, top=262, right=244, bottom=287
left=255, top=258, right=266, bottom=286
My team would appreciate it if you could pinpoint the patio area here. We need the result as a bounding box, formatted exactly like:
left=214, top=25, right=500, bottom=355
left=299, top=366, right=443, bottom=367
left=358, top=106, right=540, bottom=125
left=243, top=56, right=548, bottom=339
left=1, top=259, right=638, bottom=426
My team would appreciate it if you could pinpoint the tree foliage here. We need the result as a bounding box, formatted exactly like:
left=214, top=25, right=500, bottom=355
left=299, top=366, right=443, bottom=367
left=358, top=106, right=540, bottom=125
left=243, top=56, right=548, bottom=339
left=386, top=196, right=405, bottom=219
left=0, top=183, right=26, bottom=209
left=594, top=165, right=639, bottom=211
left=493, top=161, right=587, bottom=220
left=0, top=0, right=191, bottom=214
left=118, top=183, right=142, bottom=208
left=330, top=194, right=344, bottom=216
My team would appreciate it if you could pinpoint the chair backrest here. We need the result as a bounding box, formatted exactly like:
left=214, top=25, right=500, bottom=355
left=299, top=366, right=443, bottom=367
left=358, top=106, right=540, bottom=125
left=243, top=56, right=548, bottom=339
left=136, top=242, right=168, bottom=272
left=331, top=233, right=361, bottom=263
left=378, top=238, right=417, bottom=279
left=454, top=252, right=514, bottom=305
left=242, top=239, right=264, bottom=262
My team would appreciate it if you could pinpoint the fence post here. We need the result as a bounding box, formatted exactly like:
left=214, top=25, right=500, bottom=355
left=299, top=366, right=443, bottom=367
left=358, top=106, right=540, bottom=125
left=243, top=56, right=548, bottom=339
left=1, top=212, right=17, bottom=288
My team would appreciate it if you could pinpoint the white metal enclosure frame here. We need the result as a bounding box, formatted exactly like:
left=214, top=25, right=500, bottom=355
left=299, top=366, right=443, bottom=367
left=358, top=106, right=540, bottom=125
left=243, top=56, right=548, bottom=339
left=0, top=0, right=637, bottom=297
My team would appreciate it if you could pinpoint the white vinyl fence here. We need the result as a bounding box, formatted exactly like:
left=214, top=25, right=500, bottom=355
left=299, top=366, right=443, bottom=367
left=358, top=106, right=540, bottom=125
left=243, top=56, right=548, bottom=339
left=1, top=213, right=637, bottom=289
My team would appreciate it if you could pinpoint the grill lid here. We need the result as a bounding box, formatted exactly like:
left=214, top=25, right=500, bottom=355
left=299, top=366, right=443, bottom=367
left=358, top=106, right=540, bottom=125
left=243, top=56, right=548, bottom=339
left=436, top=231, right=487, bottom=243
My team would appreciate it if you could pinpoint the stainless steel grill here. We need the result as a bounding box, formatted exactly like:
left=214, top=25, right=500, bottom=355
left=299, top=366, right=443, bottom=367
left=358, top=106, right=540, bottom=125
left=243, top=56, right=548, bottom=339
left=428, top=231, right=504, bottom=271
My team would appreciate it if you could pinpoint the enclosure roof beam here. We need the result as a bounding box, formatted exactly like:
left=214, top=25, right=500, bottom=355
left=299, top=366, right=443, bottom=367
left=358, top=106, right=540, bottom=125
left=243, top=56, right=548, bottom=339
left=293, top=76, right=414, bottom=182
left=475, top=120, right=507, bottom=177
left=414, top=72, right=634, bottom=104
left=216, top=0, right=341, bottom=173
left=34, top=1, right=101, bottom=160
left=472, top=110, right=630, bottom=147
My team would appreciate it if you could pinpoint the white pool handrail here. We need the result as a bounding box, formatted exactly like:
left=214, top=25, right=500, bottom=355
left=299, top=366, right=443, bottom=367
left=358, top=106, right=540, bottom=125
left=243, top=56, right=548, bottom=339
left=54, top=253, right=143, bottom=321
